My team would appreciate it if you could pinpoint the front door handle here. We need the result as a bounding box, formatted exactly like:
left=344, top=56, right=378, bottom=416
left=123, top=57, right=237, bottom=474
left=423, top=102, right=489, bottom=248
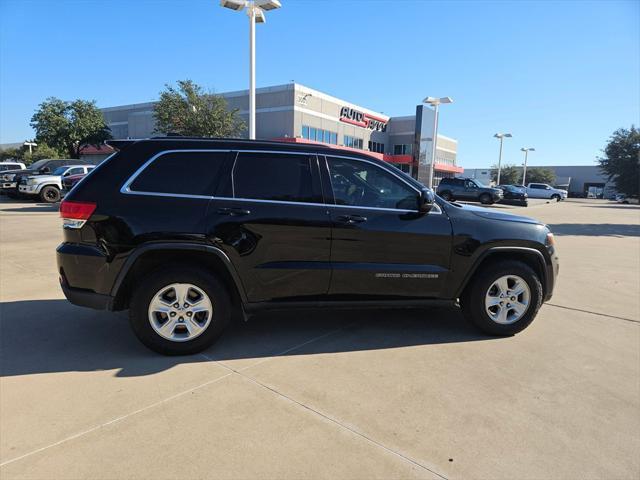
left=217, top=207, right=251, bottom=216
left=336, top=214, right=367, bottom=224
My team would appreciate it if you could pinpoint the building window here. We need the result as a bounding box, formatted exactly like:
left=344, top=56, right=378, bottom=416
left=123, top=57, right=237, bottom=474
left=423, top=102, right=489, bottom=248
left=368, top=141, right=385, bottom=153
left=344, top=135, right=363, bottom=149
left=393, top=144, right=412, bottom=155
left=302, top=125, right=337, bottom=145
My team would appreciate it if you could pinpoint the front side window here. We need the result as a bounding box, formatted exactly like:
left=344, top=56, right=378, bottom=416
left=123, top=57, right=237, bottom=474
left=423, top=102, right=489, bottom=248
left=327, top=157, right=417, bottom=210
left=129, top=151, right=227, bottom=196
left=233, top=152, right=316, bottom=203
left=52, top=166, right=68, bottom=176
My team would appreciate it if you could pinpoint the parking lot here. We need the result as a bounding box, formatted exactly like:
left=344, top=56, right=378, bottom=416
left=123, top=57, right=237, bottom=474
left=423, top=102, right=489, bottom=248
left=1, top=198, right=639, bottom=479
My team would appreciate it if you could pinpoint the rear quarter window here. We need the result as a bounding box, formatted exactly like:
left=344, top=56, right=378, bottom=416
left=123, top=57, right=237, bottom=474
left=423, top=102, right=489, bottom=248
left=129, top=151, right=228, bottom=196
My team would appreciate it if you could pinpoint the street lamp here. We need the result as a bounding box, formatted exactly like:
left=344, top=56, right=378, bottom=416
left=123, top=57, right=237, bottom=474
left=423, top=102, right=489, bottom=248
left=493, top=132, right=512, bottom=185
left=220, top=0, right=282, bottom=140
left=23, top=141, right=37, bottom=155
left=422, top=96, right=453, bottom=189
left=520, top=147, right=535, bottom=186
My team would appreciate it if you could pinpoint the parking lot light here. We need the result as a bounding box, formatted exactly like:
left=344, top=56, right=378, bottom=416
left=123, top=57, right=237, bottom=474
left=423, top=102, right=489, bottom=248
left=520, top=147, right=535, bottom=185
left=220, top=0, right=282, bottom=140
left=494, top=133, right=512, bottom=185
left=422, top=96, right=454, bottom=189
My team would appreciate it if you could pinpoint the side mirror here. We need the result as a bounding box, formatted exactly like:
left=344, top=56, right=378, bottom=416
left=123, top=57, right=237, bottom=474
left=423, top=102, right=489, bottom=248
left=418, top=188, right=435, bottom=213
left=41, top=167, right=50, bottom=174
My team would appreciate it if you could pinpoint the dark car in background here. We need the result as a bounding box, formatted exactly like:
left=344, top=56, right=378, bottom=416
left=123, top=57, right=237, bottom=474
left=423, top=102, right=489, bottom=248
left=436, top=177, right=503, bottom=205
left=497, top=184, right=528, bottom=206
left=61, top=172, right=91, bottom=198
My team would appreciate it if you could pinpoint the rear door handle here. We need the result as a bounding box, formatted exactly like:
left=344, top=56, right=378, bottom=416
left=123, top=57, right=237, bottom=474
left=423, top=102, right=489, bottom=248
left=336, top=214, right=367, bottom=224
left=217, top=207, right=251, bottom=216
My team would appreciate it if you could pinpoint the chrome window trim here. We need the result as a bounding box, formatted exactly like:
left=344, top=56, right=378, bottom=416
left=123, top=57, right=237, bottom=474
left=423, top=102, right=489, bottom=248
left=120, top=148, right=441, bottom=215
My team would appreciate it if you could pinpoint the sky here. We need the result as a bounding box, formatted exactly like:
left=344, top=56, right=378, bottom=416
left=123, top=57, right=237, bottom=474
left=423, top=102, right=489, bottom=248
left=0, top=0, right=638, bottom=168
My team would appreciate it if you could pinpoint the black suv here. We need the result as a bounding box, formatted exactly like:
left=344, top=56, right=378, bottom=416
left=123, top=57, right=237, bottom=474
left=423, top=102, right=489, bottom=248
left=57, top=138, right=559, bottom=355
left=437, top=177, right=503, bottom=204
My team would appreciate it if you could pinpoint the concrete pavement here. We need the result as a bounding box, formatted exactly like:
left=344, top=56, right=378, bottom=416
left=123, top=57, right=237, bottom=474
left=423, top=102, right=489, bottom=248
left=1, top=198, right=639, bottom=479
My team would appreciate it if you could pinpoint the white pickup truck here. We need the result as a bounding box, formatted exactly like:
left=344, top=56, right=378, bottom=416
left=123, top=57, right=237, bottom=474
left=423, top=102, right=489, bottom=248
left=18, top=165, right=94, bottom=203
left=524, top=183, right=568, bottom=201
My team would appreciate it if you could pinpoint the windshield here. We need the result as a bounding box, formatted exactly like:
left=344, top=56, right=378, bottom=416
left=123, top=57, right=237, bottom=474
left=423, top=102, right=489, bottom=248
left=29, top=159, right=49, bottom=170
left=52, top=167, right=67, bottom=176
left=473, top=180, right=488, bottom=187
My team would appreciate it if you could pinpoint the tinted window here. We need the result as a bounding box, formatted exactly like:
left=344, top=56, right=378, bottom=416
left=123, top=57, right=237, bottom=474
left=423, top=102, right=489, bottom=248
left=130, top=151, right=227, bottom=196
left=530, top=184, right=544, bottom=189
left=233, top=152, right=316, bottom=203
left=327, top=157, right=417, bottom=210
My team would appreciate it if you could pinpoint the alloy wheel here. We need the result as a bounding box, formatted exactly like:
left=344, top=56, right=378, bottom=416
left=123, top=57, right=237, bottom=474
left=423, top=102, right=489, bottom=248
left=484, top=275, right=531, bottom=324
left=148, top=283, right=213, bottom=342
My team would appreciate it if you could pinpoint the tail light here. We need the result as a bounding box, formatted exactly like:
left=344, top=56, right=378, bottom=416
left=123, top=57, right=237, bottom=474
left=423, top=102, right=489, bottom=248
left=60, top=200, right=96, bottom=229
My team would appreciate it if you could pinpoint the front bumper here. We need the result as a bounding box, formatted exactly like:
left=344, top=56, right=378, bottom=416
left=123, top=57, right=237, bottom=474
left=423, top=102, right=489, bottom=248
left=18, top=185, right=38, bottom=194
left=60, top=280, right=114, bottom=310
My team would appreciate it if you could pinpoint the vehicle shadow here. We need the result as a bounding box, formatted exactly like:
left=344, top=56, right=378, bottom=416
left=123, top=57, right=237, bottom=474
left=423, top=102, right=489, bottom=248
left=1, top=204, right=58, bottom=213
left=0, top=299, right=494, bottom=378
left=585, top=204, right=640, bottom=210
left=548, top=223, right=640, bottom=237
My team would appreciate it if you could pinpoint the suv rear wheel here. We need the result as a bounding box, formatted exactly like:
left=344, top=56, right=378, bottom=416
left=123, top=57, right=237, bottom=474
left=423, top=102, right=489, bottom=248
left=40, top=185, right=61, bottom=203
left=461, top=260, right=542, bottom=335
left=129, top=266, right=231, bottom=355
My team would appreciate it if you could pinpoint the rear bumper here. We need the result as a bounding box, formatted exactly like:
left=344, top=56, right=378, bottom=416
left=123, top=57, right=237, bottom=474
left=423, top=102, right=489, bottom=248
left=57, top=242, right=121, bottom=310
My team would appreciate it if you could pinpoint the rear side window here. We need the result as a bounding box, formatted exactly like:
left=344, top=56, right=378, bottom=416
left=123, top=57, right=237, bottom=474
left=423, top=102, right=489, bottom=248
left=129, top=151, right=227, bottom=196
left=233, top=152, right=317, bottom=203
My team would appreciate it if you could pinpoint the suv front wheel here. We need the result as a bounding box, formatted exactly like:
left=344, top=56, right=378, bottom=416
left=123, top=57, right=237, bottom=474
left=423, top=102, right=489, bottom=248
left=461, top=260, right=542, bottom=336
left=129, top=266, right=231, bottom=355
left=440, top=191, right=453, bottom=201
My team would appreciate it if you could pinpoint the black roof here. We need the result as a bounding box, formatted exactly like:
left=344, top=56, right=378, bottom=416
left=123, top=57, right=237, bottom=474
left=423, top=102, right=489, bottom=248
left=106, top=137, right=384, bottom=162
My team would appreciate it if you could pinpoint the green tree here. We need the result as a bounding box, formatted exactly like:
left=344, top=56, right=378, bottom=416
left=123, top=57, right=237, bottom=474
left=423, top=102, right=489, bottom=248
left=30, top=98, right=112, bottom=159
left=598, top=126, right=640, bottom=196
left=0, top=147, right=24, bottom=162
left=154, top=80, right=245, bottom=138
left=490, top=164, right=521, bottom=185
left=525, top=167, right=556, bottom=185
left=23, top=143, right=64, bottom=165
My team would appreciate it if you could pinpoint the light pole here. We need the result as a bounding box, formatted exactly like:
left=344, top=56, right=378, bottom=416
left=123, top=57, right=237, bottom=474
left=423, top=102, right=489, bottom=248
left=493, top=132, right=512, bottom=185
left=220, top=0, right=281, bottom=140
left=23, top=141, right=37, bottom=155
left=520, top=147, right=535, bottom=185
left=422, top=96, right=453, bottom=189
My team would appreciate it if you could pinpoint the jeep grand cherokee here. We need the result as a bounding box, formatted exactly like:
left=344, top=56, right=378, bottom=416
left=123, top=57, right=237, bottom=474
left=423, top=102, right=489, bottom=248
left=57, top=138, right=559, bottom=355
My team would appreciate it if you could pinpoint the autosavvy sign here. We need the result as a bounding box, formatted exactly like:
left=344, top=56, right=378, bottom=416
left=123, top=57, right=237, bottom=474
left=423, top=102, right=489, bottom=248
left=339, top=106, right=388, bottom=132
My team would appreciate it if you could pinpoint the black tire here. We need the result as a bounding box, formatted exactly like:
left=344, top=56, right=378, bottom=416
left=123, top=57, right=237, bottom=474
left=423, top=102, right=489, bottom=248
left=479, top=193, right=493, bottom=205
left=461, top=260, right=543, bottom=336
left=440, top=191, right=452, bottom=201
left=129, top=265, right=231, bottom=355
left=551, top=194, right=561, bottom=202
left=40, top=185, right=61, bottom=203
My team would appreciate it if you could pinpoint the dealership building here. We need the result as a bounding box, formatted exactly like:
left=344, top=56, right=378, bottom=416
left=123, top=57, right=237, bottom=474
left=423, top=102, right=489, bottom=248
left=100, top=82, right=463, bottom=185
